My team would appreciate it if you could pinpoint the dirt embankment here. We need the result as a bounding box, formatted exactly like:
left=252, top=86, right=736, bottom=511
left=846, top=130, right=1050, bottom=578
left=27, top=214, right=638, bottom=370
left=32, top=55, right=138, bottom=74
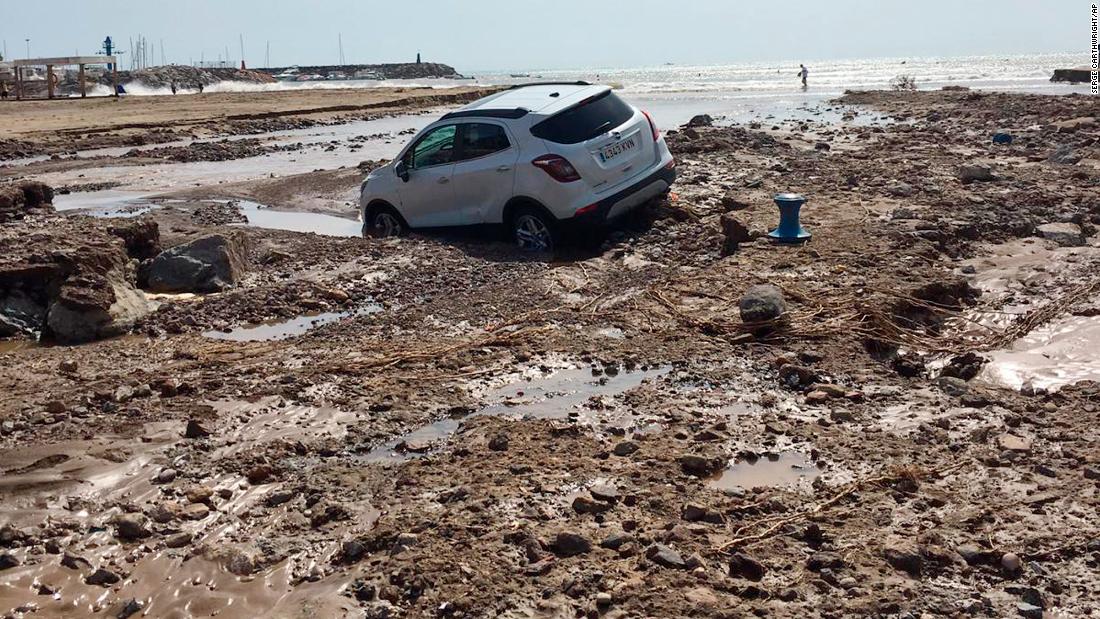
left=0, top=89, right=1097, bottom=618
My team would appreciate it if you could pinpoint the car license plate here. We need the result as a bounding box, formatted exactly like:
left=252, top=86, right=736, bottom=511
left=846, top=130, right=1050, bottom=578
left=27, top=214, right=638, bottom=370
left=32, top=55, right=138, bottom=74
left=599, top=136, right=637, bottom=163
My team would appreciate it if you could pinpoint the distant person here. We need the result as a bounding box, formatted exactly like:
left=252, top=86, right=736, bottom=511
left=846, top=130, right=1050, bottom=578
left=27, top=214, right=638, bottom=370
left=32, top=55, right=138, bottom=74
left=116, top=83, right=126, bottom=95
left=0, top=82, right=8, bottom=100
left=170, top=81, right=177, bottom=95
left=798, top=64, right=809, bottom=87
left=197, top=82, right=204, bottom=94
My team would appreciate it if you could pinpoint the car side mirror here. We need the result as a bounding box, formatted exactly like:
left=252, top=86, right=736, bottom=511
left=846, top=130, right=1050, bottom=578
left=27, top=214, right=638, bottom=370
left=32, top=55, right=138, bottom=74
left=395, top=160, right=410, bottom=183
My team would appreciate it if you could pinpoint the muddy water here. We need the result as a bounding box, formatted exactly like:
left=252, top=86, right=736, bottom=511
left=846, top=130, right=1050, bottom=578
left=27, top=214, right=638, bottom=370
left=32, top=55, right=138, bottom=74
left=52, top=190, right=155, bottom=214
left=233, top=200, right=363, bottom=238
left=363, top=365, right=670, bottom=462
left=708, top=452, right=821, bottom=491
left=203, top=303, right=381, bottom=342
left=980, top=315, right=1100, bottom=392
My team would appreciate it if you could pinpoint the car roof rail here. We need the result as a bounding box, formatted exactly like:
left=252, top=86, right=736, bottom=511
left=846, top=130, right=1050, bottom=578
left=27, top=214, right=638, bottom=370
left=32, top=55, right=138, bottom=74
left=440, top=108, right=530, bottom=121
left=507, top=81, right=593, bottom=90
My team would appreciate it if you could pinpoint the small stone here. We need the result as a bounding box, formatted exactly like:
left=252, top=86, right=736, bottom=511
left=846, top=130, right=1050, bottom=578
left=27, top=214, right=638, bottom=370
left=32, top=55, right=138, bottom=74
left=59, top=360, right=78, bottom=373
left=246, top=465, right=275, bottom=484
left=998, top=434, right=1032, bottom=453
left=1084, top=466, right=1100, bottom=480
left=184, top=485, right=214, bottom=504
left=612, top=441, right=639, bottom=456
left=645, top=544, right=687, bottom=569
left=681, top=503, right=724, bottom=524
left=572, top=496, right=612, bottom=514
left=85, top=567, right=121, bottom=586
left=935, top=376, right=969, bottom=396
left=552, top=531, right=591, bottom=557
left=487, top=434, right=509, bottom=451
left=181, top=503, right=211, bottom=520
left=883, top=546, right=923, bottom=577
left=728, top=552, right=766, bottom=581
left=679, top=454, right=725, bottom=477
left=686, top=114, right=714, bottom=128
left=113, top=513, right=151, bottom=541
left=806, top=552, right=844, bottom=571
left=0, top=553, right=20, bottom=570
left=391, top=533, right=418, bottom=555
left=184, top=419, right=211, bottom=439
left=595, top=592, right=613, bottom=608
left=44, top=401, right=67, bottom=414
left=116, top=598, right=143, bottom=619
left=164, top=532, right=193, bottom=548
left=600, top=531, right=634, bottom=550
left=740, top=285, right=786, bottom=323
left=1017, top=602, right=1043, bottom=619
left=589, top=485, right=619, bottom=503
left=1036, top=222, right=1085, bottom=247
left=684, top=587, right=719, bottom=607
left=155, top=468, right=177, bottom=484
left=265, top=489, right=297, bottom=507
left=958, top=163, right=994, bottom=184
left=1001, top=552, right=1022, bottom=573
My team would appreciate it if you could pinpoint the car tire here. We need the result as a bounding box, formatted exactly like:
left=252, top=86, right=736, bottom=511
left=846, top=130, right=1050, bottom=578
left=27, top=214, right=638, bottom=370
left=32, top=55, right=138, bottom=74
left=364, top=204, right=408, bottom=239
left=511, top=206, right=558, bottom=253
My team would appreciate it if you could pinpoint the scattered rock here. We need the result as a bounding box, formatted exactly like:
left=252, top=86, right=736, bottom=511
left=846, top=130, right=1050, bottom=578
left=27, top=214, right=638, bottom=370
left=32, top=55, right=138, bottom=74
left=85, top=567, right=121, bottom=586
left=883, top=546, right=923, bottom=577
left=958, top=163, right=994, bottom=184
left=164, top=532, right=193, bottom=548
left=0, top=553, right=20, bottom=570
left=997, top=434, right=1032, bottom=453
left=612, top=441, right=639, bottom=457
left=679, top=454, right=725, bottom=477
left=1036, top=222, right=1085, bottom=247
left=681, top=503, right=724, bottom=524
left=720, top=214, right=752, bottom=256
left=686, top=114, right=715, bottom=128
left=728, top=552, right=766, bottom=581
left=112, top=513, right=151, bottom=541
left=552, top=531, right=591, bottom=557
left=184, top=419, right=211, bottom=439
left=739, top=285, right=786, bottom=323
left=645, top=544, right=687, bottom=569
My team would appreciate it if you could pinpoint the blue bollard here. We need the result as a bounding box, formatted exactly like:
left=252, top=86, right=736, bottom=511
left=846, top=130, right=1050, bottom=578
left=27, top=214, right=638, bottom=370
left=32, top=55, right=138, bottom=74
left=768, top=193, right=811, bottom=243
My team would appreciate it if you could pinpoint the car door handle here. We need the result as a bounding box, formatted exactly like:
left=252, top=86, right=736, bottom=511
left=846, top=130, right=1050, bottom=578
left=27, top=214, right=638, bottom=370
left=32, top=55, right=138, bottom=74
left=437, top=177, right=450, bottom=184
left=497, top=165, right=512, bottom=172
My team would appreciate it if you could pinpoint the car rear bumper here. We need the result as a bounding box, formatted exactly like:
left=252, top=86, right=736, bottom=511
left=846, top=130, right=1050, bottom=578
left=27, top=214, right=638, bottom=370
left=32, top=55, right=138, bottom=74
left=566, top=163, right=677, bottom=226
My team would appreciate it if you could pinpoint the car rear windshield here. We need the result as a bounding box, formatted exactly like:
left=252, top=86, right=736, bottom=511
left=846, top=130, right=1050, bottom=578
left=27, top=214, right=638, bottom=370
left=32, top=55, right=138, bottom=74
left=530, top=91, right=635, bottom=145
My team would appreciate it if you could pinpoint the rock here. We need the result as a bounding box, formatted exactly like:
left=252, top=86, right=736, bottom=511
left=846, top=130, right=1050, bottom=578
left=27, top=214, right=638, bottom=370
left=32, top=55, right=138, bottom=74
left=116, top=598, right=143, bottom=619
left=85, top=567, right=121, bottom=586
left=1017, top=603, right=1043, bottom=619
left=572, top=496, right=612, bottom=514
left=181, top=503, right=211, bottom=520
left=0, top=181, right=54, bottom=223
left=1054, top=116, right=1096, bottom=133
left=612, top=441, right=639, bottom=457
left=935, top=376, right=969, bottom=397
left=778, top=364, right=817, bottom=388
left=720, top=213, right=752, bottom=256
left=679, top=454, right=725, bottom=477
left=390, top=533, right=418, bottom=554
left=247, top=464, right=276, bottom=484
left=552, top=531, right=591, bottom=557
left=806, top=552, right=845, bottom=571
left=341, top=540, right=367, bottom=564
left=940, top=352, right=986, bottom=381
left=600, top=531, right=634, bottom=550
left=728, top=552, right=766, bottom=581
left=487, top=434, right=509, bottom=451
left=184, top=419, right=211, bottom=439
left=958, top=164, right=994, bottom=184
left=265, top=489, right=297, bottom=507
left=1047, top=144, right=1082, bottom=165
left=595, top=592, right=613, bottom=608
left=0, top=553, right=20, bottom=570
left=164, top=532, right=193, bottom=548
left=720, top=193, right=750, bottom=211
left=681, top=503, right=724, bottom=524
left=645, top=544, right=687, bottom=569
left=1084, top=466, right=1100, bottom=480
left=589, top=484, right=619, bottom=503
left=1001, top=552, right=1023, bottom=573
left=145, top=232, right=251, bottom=293
left=997, top=434, right=1032, bottom=453
left=1036, top=222, right=1085, bottom=247
left=686, top=114, right=715, bottom=128
left=155, top=468, right=177, bottom=484
left=684, top=587, right=719, bottom=607
left=184, top=485, right=214, bottom=504
left=739, top=285, right=786, bottom=323
left=112, top=513, right=151, bottom=541
left=107, top=219, right=161, bottom=261
left=883, top=546, right=923, bottom=577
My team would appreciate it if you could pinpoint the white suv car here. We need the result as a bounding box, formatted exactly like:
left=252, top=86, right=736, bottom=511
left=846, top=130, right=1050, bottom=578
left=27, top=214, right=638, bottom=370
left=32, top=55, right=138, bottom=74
left=360, top=82, right=677, bottom=251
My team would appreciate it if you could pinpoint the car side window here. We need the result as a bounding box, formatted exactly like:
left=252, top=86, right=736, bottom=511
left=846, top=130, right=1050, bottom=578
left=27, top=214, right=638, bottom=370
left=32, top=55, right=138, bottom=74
left=408, top=125, right=457, bottom=169
left=457, top=123, right=511, bottom=161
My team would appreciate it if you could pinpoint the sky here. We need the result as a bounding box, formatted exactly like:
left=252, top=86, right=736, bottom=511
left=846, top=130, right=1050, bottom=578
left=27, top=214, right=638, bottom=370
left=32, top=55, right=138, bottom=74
left=0, top=0, right=1088, bottom=71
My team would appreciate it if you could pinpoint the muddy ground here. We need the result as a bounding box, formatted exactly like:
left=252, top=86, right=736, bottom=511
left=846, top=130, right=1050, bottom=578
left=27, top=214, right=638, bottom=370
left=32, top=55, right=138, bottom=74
left=0, top=89, right=1098, bottom=618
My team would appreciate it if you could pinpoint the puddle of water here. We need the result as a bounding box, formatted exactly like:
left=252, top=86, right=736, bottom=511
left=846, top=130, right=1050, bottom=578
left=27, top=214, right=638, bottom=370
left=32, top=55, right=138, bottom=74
left=363, top=364, right=670, bottom=462
left=708, top=452, right=821, bottom=491
left=203, top=303, right=381, bottom=342
left=53, top=189, right=155, bottom=213
left=980, top=314, right=1100, bottom=392
left=234, top=201, right=362, bottom=238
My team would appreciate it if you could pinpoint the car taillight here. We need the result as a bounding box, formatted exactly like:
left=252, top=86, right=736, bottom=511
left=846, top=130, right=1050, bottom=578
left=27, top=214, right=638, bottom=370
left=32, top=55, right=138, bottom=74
left=532, top=154, right=581, bottom=183
left=575, top=203, right=599, bottom=216
left=643, top=110, right=660, bottom=141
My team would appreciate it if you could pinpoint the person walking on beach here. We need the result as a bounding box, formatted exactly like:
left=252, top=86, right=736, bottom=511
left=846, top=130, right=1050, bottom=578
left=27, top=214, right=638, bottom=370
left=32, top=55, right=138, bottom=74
left=798, top=64, right=809, bottom=87
left=197, top=82, right=204, bottom=94
left=0, top=82, right=8, bottom=100
left=170, top=81, right=177, bottom=95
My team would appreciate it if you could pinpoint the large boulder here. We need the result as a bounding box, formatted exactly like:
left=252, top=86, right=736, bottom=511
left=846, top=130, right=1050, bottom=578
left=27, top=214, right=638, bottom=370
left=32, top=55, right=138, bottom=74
left=1036, top=222, right=1085, bottom=247
left=0, top=181, right=55, bottom=224
left=145, top=232, right=250, bottom=293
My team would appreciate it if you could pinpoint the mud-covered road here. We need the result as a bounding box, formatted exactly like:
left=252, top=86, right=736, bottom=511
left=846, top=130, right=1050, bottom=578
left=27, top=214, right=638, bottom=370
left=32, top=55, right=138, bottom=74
left=0, top=88, right=1098, bottom=618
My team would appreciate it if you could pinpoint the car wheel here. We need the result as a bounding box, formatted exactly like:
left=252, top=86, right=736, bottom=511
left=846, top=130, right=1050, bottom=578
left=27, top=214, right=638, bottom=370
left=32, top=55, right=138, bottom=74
left=365, top=205, right=407, bottom=239
left=512, top=207, right=557, bottom=253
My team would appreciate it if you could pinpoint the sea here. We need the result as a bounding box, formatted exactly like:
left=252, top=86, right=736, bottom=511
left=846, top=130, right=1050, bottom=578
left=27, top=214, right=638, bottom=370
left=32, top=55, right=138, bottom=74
left=115, top=51, right=1093, bottom=128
